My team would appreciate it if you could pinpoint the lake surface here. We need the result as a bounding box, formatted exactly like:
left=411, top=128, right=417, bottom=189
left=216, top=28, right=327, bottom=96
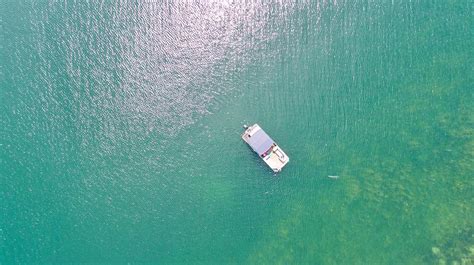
left=1, top=1, right=472, bottom=264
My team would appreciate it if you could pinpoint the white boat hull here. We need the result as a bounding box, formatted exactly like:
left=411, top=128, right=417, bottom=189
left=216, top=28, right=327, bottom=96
left=242, top=124, right=289, bottom=172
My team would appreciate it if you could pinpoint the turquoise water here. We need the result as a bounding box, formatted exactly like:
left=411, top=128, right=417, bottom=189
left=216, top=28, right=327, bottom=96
left=1, top=1, right=473, bottom=264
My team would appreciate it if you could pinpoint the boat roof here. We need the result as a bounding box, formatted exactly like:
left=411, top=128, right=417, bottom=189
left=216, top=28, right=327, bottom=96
left=248, top=128, right=274, bottom=156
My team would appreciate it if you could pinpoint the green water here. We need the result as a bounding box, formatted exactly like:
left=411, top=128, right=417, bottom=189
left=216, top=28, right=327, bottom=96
left=1, top=1, right=473, bottom=264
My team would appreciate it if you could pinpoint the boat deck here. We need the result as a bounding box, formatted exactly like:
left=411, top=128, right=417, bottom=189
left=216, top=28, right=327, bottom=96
left=263, top=146, right=288, bottom=171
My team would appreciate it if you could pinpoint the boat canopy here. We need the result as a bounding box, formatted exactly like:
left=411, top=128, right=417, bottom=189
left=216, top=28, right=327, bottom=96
left=248, top=129, right=274, bottom=156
